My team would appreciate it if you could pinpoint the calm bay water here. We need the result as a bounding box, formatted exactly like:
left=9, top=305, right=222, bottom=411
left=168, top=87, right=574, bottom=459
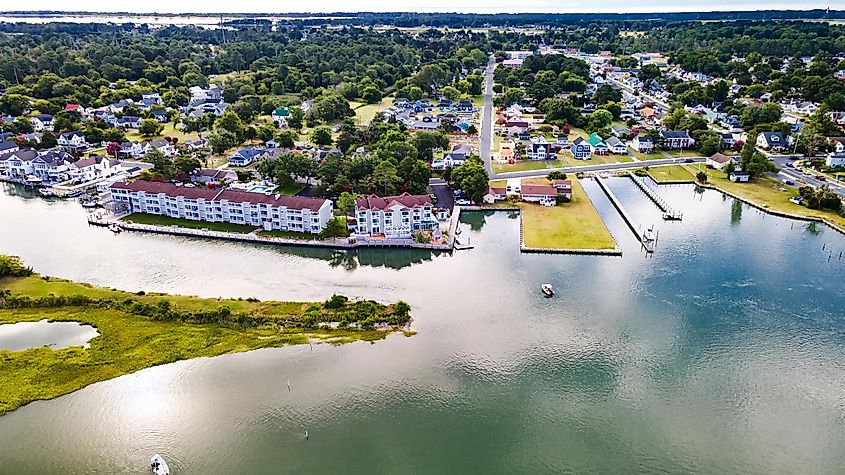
left=1, top=180, right=844, bottom=473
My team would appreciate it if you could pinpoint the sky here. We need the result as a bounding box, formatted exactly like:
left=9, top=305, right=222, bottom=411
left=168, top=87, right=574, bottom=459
left=0, top=0, right=837, bottom=14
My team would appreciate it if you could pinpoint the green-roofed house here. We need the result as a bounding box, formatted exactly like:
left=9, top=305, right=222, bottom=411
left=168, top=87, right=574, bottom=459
left=587, top=133, right=608, bottom=155
left=272, top=107, right=290, bottom=127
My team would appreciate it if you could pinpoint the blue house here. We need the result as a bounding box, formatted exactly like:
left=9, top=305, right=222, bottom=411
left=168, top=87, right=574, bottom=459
left=229, top=147, right=262, bottom=167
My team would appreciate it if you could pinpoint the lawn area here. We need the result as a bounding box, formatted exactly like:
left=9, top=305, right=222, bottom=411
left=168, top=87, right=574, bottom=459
left=660, top=149, right=704, bottom=158
left=275, top=182, right=305, bottom=196
left=493, top=160, right=554, bottom=173
left=353, top=96, right=394, bottom=125
left=121, top=213, right=258, bottom=233
left=647, top=165, right=697, bottom=183
left=520, top=178, right=616, bottom=250
left=470, top=95, right=485, bottom=107
left=257, top=229, right=319, bottom=240
left=124, top=122, right=200, bottom=143
left=693, top=167, right=845, bottom=229
left=0, top=271, right=410, bottom=416
left=631, top=151, right=666, bottom=161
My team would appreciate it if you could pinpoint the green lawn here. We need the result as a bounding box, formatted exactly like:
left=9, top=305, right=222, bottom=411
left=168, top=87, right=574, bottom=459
left=121, top=213, right=258, bottom=233
left=275, top=182, right=305, bottom=196
left=0, top=273, right=409, bottom=416
left=493, top=160, right=554, bottom=173
left=693, top=167, right=845, bottom=229
left=555, top=153, right=632, bottom=167
left=631, top=151, right=666, bottom=161
left=258, top=229, right=319, bottom=240
left=353, top=96, right=394, bottom=125
left=520, top=178, right=616, bottom=250
left=124, top=122, right=200, bottom=143
left=647, top=165, right=697, bottom=183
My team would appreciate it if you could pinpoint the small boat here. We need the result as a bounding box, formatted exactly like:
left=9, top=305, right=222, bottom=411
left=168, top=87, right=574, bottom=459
left=150, top=454, right=170, bottom=475
left=109, top=223, right=122, bottom=233
left=642, top=227, right=655, bottom=242
left=80, top=197, right=99, bottom=208
left=541, top=283, right=554, bottom=297
left=39, top=188, right=56, bottom=197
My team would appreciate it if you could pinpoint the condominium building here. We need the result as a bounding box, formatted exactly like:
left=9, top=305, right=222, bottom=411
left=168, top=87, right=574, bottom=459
left=354, top=193, right=439, bottom=238
left=110, top=181, right=333, bottom=234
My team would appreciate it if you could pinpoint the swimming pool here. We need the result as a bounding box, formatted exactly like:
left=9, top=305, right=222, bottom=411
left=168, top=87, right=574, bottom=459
left=248, top=186, right=270, bottom=193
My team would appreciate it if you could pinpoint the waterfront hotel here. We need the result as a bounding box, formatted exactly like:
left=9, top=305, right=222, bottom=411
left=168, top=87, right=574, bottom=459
left=110, top=181, right=333, bottom=234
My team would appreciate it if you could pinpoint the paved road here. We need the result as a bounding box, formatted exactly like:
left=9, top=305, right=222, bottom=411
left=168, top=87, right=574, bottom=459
left=769, top=154, right=845, bottom=200
left=492, top=157, right=705, bottom=180
left=480, top=55, right=495, bottom=175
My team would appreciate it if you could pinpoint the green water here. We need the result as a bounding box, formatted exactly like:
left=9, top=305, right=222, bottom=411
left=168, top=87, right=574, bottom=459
left=0, top=180, right=844, bottom=473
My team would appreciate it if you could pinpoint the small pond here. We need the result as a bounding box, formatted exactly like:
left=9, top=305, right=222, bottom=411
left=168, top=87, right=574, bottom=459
left=0, top=319, right=99, bottom=351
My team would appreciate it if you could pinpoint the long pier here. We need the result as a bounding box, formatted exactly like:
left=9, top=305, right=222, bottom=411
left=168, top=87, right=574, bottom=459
left=593, top=176, right=655, bottom=253
left=628, top=172, right=682, bottom=220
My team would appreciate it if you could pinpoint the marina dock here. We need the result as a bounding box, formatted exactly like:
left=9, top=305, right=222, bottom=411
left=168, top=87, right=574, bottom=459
left=628, top=172, right=683, bottom=220
left=593, top=175, right=656, bottom=253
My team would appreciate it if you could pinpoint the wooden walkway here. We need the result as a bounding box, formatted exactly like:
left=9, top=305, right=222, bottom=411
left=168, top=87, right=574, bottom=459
left=593, top=176, right=655, bottom=253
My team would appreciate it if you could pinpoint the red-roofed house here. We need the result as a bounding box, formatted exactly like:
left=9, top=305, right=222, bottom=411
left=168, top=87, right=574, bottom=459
left=354, top=192, right=440, bottom=238
left=520, top=184, right=558, bottom=206
left=552, top=179, right=573, bottom=200
left=483, top=186, right=507, bottom=204
left=109, top=180, right=333, bottom=233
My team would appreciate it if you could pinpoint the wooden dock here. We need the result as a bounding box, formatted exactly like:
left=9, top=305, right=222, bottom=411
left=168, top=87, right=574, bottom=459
left=628, top=172, right=683, bottom=221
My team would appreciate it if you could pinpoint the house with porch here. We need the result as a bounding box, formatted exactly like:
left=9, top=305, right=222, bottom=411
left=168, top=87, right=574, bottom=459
left=756, top=132, right=786, bottom=151
left=630, top=135, right=654, bottom=153
left=587, top=133, right=608, bottom=155
left=354, top=193, right=440, bottom=238
left=570, top=137, right=592, bottom=160
left=520, top=184, right=558, bottom=206
left=229, top=147, right=262, bottom=167
left=605, top=136, right=628, bottom=154
left=659, top=130, right=695, bottom=149
left=58, top=131, right=88, bottom=151
left=706, top=153, right=734, bottom=170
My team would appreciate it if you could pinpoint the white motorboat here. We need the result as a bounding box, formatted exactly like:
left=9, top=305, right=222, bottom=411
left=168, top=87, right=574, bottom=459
left=642, top=227, right=656, bottom=242
left=541, top=283, right=554, bottom=297
left=150, top=454, right=170, bottom=475
left=109, top=223, right=122, bottom=233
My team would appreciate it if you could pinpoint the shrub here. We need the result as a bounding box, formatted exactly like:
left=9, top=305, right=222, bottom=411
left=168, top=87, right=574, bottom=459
left=0, top=255, right=32, bottom=277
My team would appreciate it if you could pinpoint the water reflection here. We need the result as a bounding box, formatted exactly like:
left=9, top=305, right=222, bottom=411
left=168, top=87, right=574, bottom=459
left=0, top=319, right=99, bottom=351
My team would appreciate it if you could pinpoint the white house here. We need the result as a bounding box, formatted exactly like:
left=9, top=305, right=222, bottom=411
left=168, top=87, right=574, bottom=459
left=660, top=130, right=695, bottom=149
left=354, top=193, right=440, bottom=238
left=229, top=147, right=263, bottom=167
left=29, top=115, right=54, bottom=131
left=0, top=149, right=72, bottom=183
left=756, top=132, right=786, bottom=150
left=630, top=136, right=654, bottom=153
left=825, top=152, right=845, bottom=168
left=0, top=140, right=20, bottom=156
left=605, top=136, right=628, bottom=154
left=433, top=143, right=474, bottom=169
left=706, top=153, right=734, bottom=170
left=57, top=131, right=87, bottom=150
left=526, top=136, right=553, bottom=160
left=68, top=155, right=119, bottom=183
left=144, top=139, right=175, bottom=158
left=483, top=186, right=508, bottom=204
left=110, top=180, right=333, bottom=234
left=120, top=141, right=146, bottom=159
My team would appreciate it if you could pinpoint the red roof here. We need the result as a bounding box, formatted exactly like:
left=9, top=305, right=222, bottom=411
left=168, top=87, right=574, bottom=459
left=65, top=104, right=80, bottom=110
left=487, top=187, right=507, bottom=195
left=552, top=179, right=572, bottom=188
left=520, top=184, right=558, bottom=196
left=110, top=181, right=328, bottom=211
left=355, top=193, right=432, bottom=211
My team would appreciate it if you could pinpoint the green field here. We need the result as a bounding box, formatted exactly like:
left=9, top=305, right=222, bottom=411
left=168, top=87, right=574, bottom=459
left=647, top=165, right=697, bottom=183
left=353, top=96, right=394, bottom=125
left=631, top=151, right=666, bottom=161
left=121, top=213, right=258, bottom=233
left=125, top=122, right=200, bottom=143
left=520, top=178, right=616, bottom=250
left=0, top=272, right=411, bottom=416
left=258, top=229, right=319, bottom=240
left=493, top=160, right=554, bottom=173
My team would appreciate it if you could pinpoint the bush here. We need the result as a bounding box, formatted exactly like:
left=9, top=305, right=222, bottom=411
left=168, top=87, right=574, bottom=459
left=324, top=294, right=349, bottom=309
left=0, top=255, right=32, bottom=277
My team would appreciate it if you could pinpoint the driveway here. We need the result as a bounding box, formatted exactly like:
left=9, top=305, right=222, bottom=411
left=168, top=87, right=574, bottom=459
left=429, top=178, right=454, bottom=208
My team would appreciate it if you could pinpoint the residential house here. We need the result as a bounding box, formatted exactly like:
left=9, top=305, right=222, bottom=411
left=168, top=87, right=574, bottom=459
left=825, top=152, right=845, bottom=168
left=718, top=132, right=736, bottom=149
left=827, top=137, right=845, bottom=153
left=0, top=149, right=73, bottom=182
left=526, top=136, right=554, bottom=160
left=499, top=140, right=515, bottom=161
left=354, top=193, right=440, bottom=238
left=115, top=116, right=142, bottom=129
left=729, top=171, right=751, bottom=183
left=151, top=110, right=169, bottom=123
left=706, top=153, right=734, bottom=170
left=229, top=147, right=262, bottom=167
left=570, top=137, right=592, bottom=160
left=505, top=120, right=530, bottom=137
left=483, top=186, right=508, bottom=204
left=110, top=99, right=133, bottom=114
left=605, top=136, right=628, bottom=154
left=29, top=114, right=54, bottom=131
left=191, top=168, right=238, bottom=185
left=555, top=134, right=569, bottom=146
left=756, top=132, right=786, bottom=151
left=68, top=155, right=118, bottom=183
left=611, top=125, right=631, bottom=138
left=660, top=130, right=695, bottom=149
left=434, top=143, right=474, bottom=169
left=552, top=179, right=573, bottom=200
left=110, top=180, right=333, bottom=234
left=57, top=131, right=87, bottom=151
left=144, top=139, right=175, bottom=158
left=0, top=141, right=20, bottom=155
left=271, top=107, right=289, bottom=127
left=520, top=184, right=558, bottom=206
left=587, top=133, right=608, bottom=155
left=119, top=141, right=145, bottom=159
left=630, top=135, right=654, bottom=153
left=720, top=115, right=743, bottom=132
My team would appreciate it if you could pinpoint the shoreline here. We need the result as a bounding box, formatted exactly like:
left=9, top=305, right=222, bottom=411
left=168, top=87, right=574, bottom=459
left=0, top=271, right=412, bottom=417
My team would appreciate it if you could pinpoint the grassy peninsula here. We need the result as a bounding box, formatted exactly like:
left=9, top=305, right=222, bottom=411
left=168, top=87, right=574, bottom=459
left=0, top=256, right=411, bottom=416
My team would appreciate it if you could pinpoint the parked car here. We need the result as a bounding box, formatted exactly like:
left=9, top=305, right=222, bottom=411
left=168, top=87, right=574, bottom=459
left=455, top=199, right=472, bottom=205
left=816, top=175, right=827, bottom=181
left=781, top=178, right=795, bottom=186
